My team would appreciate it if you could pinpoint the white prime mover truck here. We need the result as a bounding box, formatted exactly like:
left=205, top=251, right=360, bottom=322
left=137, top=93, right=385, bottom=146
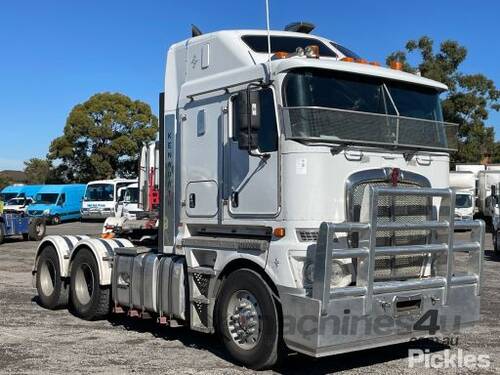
left=32, top=27, right=485, bottom=369
left=449, top=171, right=475, bottom=222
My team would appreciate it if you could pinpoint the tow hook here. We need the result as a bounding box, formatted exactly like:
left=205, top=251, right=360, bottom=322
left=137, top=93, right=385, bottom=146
left=431, top=295, right=441, bottom=305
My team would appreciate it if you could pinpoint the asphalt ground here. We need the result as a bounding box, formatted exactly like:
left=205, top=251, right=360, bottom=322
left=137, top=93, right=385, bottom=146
left=0, top=221, right=498, bottom=374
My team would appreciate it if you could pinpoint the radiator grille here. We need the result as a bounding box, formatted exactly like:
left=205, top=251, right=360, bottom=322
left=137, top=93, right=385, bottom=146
left=350, top=180, right=430, bottom=281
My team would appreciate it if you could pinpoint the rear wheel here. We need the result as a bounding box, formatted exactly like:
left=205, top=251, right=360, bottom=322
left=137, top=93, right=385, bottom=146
left=29, top=218, right=46, bottom=240
left=51, top=215, right=61, bottom=225
left=0, top=223, right=5, bottom=245
left=494, top=231, right=500, bottom=254
left=36, top=245, right=68, bottom=309
left=215, top=269, right=281, bottom=370
left=70, top=248, right=110, bottom=320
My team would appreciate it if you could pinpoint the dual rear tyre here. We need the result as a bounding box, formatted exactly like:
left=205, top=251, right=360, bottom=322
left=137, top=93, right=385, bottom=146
left=36, top=245, right=68, bottom=309
left=69, top=249, right=110, bottom=320
left=36, top=247, right=110, bottom=320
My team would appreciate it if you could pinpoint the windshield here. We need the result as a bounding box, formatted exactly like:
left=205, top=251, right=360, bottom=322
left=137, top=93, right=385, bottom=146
left=35, top=193, right=59, bottom=205
left=124, top=187, right=139, bottom=203
left=1, top=193, right=19, bottom=202
left=456, top=194, right=473, bottom=208
left=282, top=68, right=456, bottom=150
left=84, top=184, right=114, bottom=202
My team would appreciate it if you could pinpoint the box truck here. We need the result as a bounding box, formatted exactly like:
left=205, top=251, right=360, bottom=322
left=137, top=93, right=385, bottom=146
left=32, top=26, right=484, bottom=369
left=449, top=171, right=475, bottom=221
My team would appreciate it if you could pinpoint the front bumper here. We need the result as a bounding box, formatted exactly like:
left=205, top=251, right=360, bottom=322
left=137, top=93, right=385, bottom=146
left=280, top=187, right=484, bottom=357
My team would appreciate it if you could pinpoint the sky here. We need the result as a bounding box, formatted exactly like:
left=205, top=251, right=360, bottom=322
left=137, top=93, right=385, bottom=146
left=1, top=0, right=499, bottom=171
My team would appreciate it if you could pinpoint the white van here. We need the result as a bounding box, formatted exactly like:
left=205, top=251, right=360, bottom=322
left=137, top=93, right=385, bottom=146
left=81, top=179, right=136, bottom=220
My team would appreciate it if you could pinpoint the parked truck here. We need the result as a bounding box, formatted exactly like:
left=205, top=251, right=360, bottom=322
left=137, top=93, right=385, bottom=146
left=81, top=179, right=137, bottom=220
left=449, top=171, right=475, bottom=222
left=102, top=142, right=160, bottom=241
left=32, top=27, right=485, bottom=369
left=477, top=170, right=500, bottom=219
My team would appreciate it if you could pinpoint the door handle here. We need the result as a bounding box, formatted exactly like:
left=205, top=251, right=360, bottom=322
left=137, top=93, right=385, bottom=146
left=231, top=191, right=239, bottom=208
left=189, top=193, right=196, bottom=208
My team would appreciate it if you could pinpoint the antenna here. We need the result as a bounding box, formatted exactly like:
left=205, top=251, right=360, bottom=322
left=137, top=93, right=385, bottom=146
left=265, top=0, right=272, bottom=81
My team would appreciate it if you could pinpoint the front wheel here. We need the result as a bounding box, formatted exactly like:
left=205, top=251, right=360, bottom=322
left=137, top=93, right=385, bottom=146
left=69, top=248, right=110, bottom=320
left=215, top=269, right=281, bottom=370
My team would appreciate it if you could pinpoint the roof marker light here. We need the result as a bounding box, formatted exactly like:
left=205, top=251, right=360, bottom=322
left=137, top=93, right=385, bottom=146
left=390, top=61, right=403, bottom=70
left=273, top=51, right=289, bottom=59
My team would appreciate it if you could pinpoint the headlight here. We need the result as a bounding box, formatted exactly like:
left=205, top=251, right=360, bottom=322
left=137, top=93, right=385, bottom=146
left=43, top=209, right=50, bottom=215
left=302, top=259, right=352, bottom=289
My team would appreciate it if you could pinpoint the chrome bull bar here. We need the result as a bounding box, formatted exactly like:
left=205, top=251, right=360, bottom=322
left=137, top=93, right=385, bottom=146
left=312, top=187, right=485, bottom=315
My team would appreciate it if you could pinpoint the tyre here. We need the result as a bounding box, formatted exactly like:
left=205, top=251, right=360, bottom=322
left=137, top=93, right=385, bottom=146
left=36, top=245, right=69, bottom=309
left=29, top=218, right=46, bottom=241
left=494, top=231, right=500, bottom=254
left=51, top=215, right=61, bottom=225
left=215, top=269, right=281, bottom=370
left=69, top=248, right=110, bottom=320
left=0, top=223, right=5, bottom=245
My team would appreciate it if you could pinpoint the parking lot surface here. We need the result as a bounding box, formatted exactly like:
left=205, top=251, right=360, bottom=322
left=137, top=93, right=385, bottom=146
left=0, top=222, right=498, bottom=374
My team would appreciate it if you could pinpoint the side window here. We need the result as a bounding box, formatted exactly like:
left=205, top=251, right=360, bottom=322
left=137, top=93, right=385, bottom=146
left=232, top=87, right=278, bottom=152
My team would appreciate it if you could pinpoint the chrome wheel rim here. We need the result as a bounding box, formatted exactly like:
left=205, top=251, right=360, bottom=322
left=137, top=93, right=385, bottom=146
left=226, top=290, right=262, bottom=350
left=39, top=259, right=56, bottom=296
left=36, top=223, right=44, bottom=236
left=74, top=263, right=94, bottom=305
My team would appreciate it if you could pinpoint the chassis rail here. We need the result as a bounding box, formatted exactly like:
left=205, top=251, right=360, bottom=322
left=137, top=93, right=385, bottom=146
left=312, top=186, right=485, bottom=315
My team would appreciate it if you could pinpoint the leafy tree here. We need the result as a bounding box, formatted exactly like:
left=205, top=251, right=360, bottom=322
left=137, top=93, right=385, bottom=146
left=387, top=37, right=500, bottom=164
left=24, top=158, right=51, bottom=184
left=49, top=93, right=158, bottom=182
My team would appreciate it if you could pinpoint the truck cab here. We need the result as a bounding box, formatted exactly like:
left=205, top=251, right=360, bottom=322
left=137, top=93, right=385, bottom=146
left=450, top=171, right=475, bottom=222
left=81, top=179, right=136, bottom=220
left=116, top=183, right=141, bottom=219
left=33, top=28, right=485, bottom=370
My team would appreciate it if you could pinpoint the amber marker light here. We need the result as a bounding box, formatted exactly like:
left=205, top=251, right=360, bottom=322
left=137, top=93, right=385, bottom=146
left=273, top=227, right=286, bottom=238
left=390, top=61, right=403, bottom=70
left=273, top=51, right=289, bottom=59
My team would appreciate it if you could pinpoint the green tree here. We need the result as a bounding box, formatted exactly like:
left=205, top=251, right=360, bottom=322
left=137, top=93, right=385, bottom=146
left=387, top=36, right=500, bottom=164
left=24, top=158, right=51, bottom=184
left=49, top=93, right=158, bottom=182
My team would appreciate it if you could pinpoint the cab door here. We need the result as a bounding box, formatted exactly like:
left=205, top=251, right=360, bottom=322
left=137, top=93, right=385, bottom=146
left=225, top=87, right=280, bottom=217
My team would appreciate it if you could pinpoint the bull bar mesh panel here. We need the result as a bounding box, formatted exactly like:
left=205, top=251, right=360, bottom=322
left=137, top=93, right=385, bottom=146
left=311, top=187, right=485, bottom=315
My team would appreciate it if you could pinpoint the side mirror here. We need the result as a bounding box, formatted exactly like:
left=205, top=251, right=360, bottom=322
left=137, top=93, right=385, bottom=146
left=236, top=89, right=261, bottom=151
